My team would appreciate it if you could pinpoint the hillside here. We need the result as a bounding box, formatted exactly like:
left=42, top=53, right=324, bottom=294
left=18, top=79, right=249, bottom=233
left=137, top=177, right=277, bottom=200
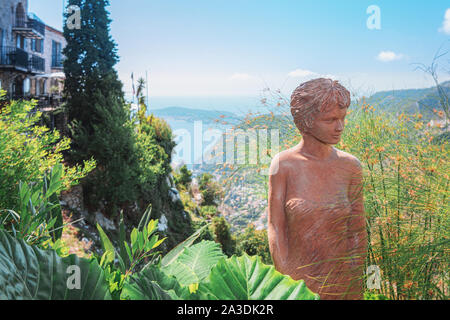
left=364, top=80, right=450, bottom=118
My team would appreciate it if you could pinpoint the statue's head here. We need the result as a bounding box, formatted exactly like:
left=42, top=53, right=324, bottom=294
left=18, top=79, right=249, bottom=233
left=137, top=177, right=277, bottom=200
left=290, top=78, right=351, bottom=144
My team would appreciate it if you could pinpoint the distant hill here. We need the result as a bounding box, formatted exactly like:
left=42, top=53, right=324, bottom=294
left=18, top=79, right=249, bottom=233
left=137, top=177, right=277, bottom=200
left=364, top=81, right=450, bottom=119
left=151, top=106, right=236, bottom=123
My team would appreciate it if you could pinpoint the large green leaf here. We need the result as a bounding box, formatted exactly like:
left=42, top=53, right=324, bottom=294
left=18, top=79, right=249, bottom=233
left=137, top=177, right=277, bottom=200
left=198, top=254, right=320, bottom=300
left=161, top=224, right=208, bottom=268
left=0, top=230, right=111, bottom=300
left=163, top=240, right=225, bottom=286
left=121, top=265, right=192, bottom=300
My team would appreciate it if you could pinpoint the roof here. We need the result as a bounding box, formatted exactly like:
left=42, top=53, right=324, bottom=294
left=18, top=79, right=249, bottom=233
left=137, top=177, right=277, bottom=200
left=45, top=25, right=64, bottom=37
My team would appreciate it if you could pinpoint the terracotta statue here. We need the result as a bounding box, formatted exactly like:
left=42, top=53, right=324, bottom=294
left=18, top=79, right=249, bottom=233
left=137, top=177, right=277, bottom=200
left=268, top=78, right=367, bottom=300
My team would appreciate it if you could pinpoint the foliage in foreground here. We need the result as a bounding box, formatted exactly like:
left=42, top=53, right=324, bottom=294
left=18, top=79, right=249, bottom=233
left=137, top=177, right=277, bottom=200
left=0, top=229, right=111, bottom=300
left=1, top=164, right=65, bottom=246
left=0, top=218, right=319, bottom=300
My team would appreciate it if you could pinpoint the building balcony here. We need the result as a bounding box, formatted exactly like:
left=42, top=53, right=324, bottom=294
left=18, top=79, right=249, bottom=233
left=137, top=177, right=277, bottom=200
left=13, top=15, right=45, bottom=39
left=29, top=54, right=45, bottom=73
left=0, top=46, right=29, bottom=71
left=0, top=47, right=46, bottom=74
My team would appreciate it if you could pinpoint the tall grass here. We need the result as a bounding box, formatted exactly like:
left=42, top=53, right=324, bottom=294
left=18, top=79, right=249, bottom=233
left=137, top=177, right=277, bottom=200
left=342, top=103, right=449, bottom=299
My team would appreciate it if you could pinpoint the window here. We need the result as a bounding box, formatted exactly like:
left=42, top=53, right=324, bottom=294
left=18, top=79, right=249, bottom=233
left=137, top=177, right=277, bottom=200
left=23, top=78, right=30, bottom=94
left=40, top=79, right=47, bottom=95
left=15, top=3, right=26, bottom=27
left=0, top=28, right=3, bottom=65
left=52, top=41, right=62, bottom=68
left=16, top=35, right=25, bottom=49
left=31, top=39, right=43, bottom=53
left=52, top=41, right=61, bottom=56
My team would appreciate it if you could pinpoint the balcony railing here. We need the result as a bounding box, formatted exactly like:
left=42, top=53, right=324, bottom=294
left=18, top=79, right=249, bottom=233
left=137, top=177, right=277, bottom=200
left=0, top=47, right=45, bottom=73
left=0, top=46, right=29, bottom=70
left=29, top=54, right=45, bottom=73
left=13, top=15, right=45, bottom=39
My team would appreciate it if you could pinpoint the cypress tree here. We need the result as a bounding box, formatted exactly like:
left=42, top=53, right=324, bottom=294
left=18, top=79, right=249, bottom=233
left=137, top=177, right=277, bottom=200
left=63, top=0, right=138, bottom=213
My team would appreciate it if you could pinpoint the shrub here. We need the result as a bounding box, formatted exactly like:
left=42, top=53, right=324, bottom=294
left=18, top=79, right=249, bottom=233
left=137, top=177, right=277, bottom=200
left=211, top=216, right=236, bottom=257
left=198, top=173, right=224, bottom=207
left=173, top=165, right=192, bottom=191
left=199, top=205, right=218, bottom=219
left=236, top=224, right=272, bottom=265
left=0, top=92, right=95, bottom=211
left=135, top=114, right=174, bottom=195
left=0, top=164, right=65, bottom=246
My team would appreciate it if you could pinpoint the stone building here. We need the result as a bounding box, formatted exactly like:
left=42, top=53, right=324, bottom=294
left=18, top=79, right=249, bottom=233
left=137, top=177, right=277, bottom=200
left=0, top=0, right=66, bottom=104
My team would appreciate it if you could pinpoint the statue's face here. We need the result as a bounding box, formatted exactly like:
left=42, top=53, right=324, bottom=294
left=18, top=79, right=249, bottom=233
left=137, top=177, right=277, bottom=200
left=307, top=105, right=348, bottom=145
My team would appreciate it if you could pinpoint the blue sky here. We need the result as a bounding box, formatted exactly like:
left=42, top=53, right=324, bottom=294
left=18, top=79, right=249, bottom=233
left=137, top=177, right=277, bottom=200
left=30, top=0, right=450, bottom=106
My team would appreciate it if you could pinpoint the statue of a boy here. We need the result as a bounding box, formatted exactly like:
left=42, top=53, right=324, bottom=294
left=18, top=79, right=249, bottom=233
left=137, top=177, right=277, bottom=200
left=268, top=78, right=368, bottom=299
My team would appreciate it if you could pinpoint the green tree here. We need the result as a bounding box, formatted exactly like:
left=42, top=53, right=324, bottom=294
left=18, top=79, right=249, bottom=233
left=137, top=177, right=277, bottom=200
left=135, top=114, right=174, bottom=196
left=236, top=224, right=272, bottom=265
left=63, top=0, right=138, bottom=212
left=211, top=216, right=236, bottom=257
left=198, top=173, right=223, bottom=207
left=173, top=165, right=192, bottom=191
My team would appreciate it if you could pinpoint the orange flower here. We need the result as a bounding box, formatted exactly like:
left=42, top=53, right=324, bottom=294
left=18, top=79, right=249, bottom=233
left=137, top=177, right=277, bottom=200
left=403, top=281, right=413, bottom=289
left=376, top=217, right=383, bottom=225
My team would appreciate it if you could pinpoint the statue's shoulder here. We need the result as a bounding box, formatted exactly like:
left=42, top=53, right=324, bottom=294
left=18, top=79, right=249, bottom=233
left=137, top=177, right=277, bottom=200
left=334, top=148, right=362, bottom=170
left=270, top=149, right=297, bottom=175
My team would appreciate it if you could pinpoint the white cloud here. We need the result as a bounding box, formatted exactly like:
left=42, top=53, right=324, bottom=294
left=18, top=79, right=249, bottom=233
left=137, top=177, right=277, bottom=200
left=376, top=51, right=404, bottom=62
left=439, top=8, right=450, bottom=35
left=229, top=73, right=257, bottom=81
left=287, top=69, right=318, bottom=78
left=287, top=69, right=337, bottom=81
left=322, top=74, right=338, bottom=80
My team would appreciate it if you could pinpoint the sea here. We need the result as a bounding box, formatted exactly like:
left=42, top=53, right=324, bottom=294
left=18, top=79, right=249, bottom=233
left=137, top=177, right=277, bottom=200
left=128, top=95, right=269, bottom=170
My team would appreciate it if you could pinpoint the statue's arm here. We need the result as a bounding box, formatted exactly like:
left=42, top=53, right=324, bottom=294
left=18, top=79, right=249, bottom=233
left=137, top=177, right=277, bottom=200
left=268, top=155, right=289, bottom=274
left=347, top=160, right=368, bottom=267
